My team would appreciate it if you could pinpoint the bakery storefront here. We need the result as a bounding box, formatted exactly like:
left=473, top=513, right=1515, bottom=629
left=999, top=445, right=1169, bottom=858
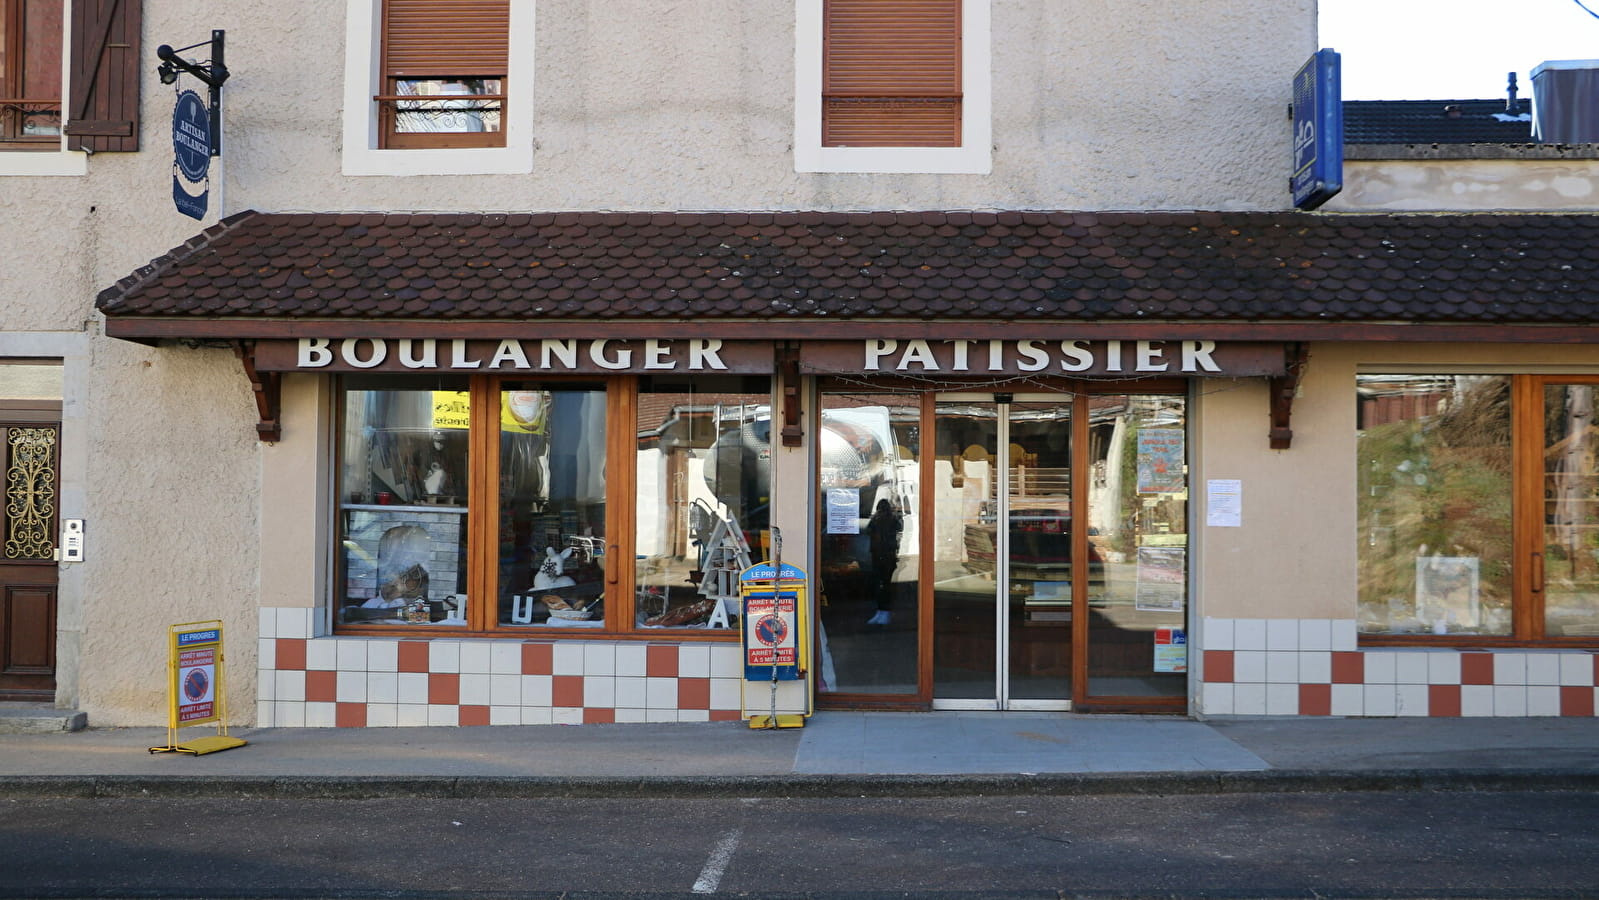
left=96, top=210, right=1599, bottom=725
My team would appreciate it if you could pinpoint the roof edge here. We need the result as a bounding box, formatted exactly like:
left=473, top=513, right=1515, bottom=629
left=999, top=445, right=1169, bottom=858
left=95, top=209, right=262, bottom=312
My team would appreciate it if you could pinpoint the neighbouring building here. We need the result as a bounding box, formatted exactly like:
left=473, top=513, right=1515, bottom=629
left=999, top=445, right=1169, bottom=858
left=3, top=1, right=1597, bottom=730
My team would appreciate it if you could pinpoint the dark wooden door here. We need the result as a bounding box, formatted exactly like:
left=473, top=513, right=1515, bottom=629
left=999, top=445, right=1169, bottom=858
left=1, top=414, right=60, bottom=700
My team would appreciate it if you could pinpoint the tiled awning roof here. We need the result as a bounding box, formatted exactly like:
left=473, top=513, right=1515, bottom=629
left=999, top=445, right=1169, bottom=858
left=97, top=210, right=1599, bottom=337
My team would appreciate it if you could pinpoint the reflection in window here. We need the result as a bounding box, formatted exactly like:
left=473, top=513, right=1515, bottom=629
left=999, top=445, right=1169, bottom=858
left=816, top=393, right=920, bottom=694
left=1357, top=375, right=1513, bottom=635
left=338, top=377, right=471, bottom=626
left=1543, top=384, right=1599, bottom=637
left=498, top=384, right=608, bottom=628
left=635, top=377, right=770, bottom=629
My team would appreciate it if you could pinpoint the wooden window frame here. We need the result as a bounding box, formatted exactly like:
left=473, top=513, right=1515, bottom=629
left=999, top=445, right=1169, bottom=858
left=822, top=0, right=962, bottom=148
left=0, top=0, right=63, bottom=149
left=1361, top=373, right=1599, bottom=649
left=813, top=378, right=1190, bottom=712
left=794, top=0, right=991, bottom=174
left=376, top=0, right=508, bottom=150
left=333, top=374, right=738, bottom=642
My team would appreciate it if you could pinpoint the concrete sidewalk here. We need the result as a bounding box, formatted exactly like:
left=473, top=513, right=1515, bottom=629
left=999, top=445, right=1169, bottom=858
left=1, top=712, right=1596, bottom=797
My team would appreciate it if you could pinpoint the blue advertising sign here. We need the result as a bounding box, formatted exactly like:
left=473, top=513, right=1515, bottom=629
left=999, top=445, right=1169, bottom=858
left=172, top=90, right=211, bottom=180
left=1291, top=49, right=1343, bottom=210
left=172, top=89, right=210, bottom=220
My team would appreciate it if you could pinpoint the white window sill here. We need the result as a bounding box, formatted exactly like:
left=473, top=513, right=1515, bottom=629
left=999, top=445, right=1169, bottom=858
left=794, top=145, right=992, bottom=175
left=0, top=151, right=88, bottom=176
left=342, top=145, right=532, bottom=177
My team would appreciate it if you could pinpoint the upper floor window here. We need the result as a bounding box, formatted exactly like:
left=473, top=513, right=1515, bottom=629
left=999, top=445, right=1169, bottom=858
left=342, top=0, right=533, bottom=175
left=0, top=0, right=63, bottom=149
left=378, top=0, right=507, bottom=149
left=795, top=0, right=990, bottom=174
left=0, top=0, right=136, bottom=173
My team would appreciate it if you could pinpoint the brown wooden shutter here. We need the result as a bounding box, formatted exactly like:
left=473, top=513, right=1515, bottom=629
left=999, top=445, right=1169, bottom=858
left=383, top=0, right=509, bottom=78
left=63, top=0, right=139, bottom=152
left=823, top=0, right=961, bottom=147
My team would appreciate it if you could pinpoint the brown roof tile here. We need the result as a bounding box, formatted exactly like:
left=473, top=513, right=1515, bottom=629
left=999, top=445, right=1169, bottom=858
left=95, top=209, right=1599, bottom=325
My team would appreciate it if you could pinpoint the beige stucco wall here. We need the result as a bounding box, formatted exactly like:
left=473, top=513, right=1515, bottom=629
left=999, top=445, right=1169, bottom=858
left=0, top=0, right=1315, bottom=724
left=1196, top=342, right=1599, bottom=623
left=1329, top=159, right=1599, bottom=211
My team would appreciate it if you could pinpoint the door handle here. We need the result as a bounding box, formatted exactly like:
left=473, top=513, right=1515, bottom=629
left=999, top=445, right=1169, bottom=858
left=1532, top=552, right=1544, bottom=593
left=607, top=544, right=620, bottom=586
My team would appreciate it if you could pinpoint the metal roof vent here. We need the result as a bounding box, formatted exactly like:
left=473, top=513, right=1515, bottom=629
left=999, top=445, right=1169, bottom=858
left=1531, top=59, right=1599, bottom=142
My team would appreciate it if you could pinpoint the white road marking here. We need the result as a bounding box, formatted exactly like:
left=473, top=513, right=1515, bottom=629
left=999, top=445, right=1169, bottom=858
left=691, top=826, right=744, bottom=894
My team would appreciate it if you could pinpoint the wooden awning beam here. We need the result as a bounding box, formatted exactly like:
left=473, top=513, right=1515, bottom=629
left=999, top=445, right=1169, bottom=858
left=234, top=341, right=282, bottom=443
left=1268, top=342, right=1309, bottom=450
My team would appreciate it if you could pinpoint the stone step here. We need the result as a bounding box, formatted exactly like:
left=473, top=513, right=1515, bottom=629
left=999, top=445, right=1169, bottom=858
left=0, top=703, right=87, bottom=734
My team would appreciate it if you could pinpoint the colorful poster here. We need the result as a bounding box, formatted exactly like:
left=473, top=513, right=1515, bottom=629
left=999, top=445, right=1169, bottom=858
left=1154, top=626, right=1188, bottom=673
left=1137, top=428, right=1185, bottom=493
left=1134, top=546, right=1186, bottom=612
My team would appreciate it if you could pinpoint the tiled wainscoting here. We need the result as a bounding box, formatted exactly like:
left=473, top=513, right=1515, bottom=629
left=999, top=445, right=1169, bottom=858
left=257, top=608, right=746, bottom=727
left=1200, top=618, right=1599, bottom=717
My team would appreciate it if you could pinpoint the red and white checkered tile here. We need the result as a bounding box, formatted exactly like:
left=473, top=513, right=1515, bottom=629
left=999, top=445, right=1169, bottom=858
left=257, top=608, right=745, bottom=727
left=1199, top=617, right=1599, bottom=717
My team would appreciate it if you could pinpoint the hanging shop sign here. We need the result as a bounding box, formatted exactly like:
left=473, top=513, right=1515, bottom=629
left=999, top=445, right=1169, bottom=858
left=1291, top=48, right=1343, bottom=211
left=741, top=562, right=807, bottom=681
left=801, top=340, right=1289, bottom=377
left=254, top=338, right=775, bottom=374
left=170, top=89, right=211, bottom=220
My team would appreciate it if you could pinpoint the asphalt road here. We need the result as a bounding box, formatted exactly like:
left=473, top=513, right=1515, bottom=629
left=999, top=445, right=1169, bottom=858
left=3, top=791, right=1597, bottom=898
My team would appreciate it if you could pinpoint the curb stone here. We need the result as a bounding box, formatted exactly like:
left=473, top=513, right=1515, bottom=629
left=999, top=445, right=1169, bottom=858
left=2, top=769, right=1597, bottom=800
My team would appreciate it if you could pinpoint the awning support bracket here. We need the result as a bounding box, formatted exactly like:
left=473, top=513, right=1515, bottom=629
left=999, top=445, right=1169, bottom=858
left=1268, top=342, right=1309, bottom=450
left=235, top=341, right=281, bottom=443
left=778, top=342, right=803, bottom=448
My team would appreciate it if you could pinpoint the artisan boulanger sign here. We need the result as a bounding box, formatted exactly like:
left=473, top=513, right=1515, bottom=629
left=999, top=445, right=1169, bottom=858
left=802, top=340, right=1288, bottom=377
left=253, top=338, right=775, bottom=373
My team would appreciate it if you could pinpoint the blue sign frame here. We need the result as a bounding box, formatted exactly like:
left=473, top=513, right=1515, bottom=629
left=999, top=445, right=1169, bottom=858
left=1291, top=49, right=1343, bottom=210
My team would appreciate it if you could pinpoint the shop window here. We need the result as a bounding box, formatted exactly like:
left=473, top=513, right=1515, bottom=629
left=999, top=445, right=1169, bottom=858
left=338, top=375, right=473, bottom=627
left=794, top=0, right=991, bottom=174
left=634, top=376, right=771, bottom=630
left=496, top=382, right=608, bottom=628
left=335, top=373, right=772, bottom=637
left=1357, top=374, right=1599, bottom=644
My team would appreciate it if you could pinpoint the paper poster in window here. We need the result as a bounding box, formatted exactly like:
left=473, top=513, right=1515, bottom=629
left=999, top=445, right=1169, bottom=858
left=826, top=488, right=860, bottom=534
left=1135, top=546, right=1186, bottom=612
left=1137, top=428, right=1185, bottom=493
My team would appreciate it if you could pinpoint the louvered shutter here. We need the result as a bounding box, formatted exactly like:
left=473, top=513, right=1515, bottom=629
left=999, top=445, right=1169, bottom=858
left=63, top=0, right=140, bottom=152
left=382, top=0, right=509, bottom=79
left=822, top=0, right=961, bottom=147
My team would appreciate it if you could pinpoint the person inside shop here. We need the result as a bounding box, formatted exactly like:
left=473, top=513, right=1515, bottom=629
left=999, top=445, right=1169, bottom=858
left=865, top=498, right=902, bottom=626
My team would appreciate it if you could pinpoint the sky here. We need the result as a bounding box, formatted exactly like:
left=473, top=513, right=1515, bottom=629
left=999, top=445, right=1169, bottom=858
left=1320, top=0, right=1599, bottom=99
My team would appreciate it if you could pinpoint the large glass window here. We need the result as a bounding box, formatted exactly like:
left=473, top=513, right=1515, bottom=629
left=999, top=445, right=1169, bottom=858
left=338, top=376, right=472, bottom=627
left=816, top=392, right=921, bottom=696
left=335, top=374, right=770, bottom=637
left=634, top=376, right=771, bottom=630
left=1357, top=374, right=1599, bottom=644
left=497, top=383, right=608, bottom=629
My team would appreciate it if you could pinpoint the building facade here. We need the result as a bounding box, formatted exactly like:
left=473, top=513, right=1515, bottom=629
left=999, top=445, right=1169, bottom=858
left=4, top=0, right=1597, bottom=729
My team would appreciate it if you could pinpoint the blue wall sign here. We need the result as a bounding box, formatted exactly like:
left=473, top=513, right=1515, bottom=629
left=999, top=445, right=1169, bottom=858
left=172, top=89, right=211, bottom=220
left=1291, top=49, right=1343, bottom=211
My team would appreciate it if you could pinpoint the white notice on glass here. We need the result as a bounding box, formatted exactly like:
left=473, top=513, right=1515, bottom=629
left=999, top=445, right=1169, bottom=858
left=826, top=488, right=860, bottom=534
left=1206, top=479, right=1242, bottom=527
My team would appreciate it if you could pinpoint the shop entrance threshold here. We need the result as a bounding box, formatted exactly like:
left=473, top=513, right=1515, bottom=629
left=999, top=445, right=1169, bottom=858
left=792, top=710, right=1268, bottom=775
